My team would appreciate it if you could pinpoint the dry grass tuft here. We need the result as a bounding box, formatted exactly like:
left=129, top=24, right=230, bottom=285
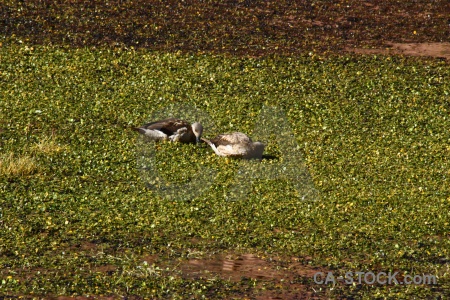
left=0, top=152, right=39, bottom=177
left=31, top=136, right=68, bottom=155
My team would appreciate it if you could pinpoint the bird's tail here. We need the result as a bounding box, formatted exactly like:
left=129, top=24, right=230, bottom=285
left=133, top=127, right=146, bottom=134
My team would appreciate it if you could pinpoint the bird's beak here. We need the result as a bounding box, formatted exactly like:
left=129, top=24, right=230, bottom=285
left=196, top=137, right=201, bottom=144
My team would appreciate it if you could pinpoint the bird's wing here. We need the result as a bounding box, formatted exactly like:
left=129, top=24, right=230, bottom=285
left=141, top=118, right=191, bottom=136
left=216, top=144, right=249, bottom=157
left=210, top=132, right=251, bottom=146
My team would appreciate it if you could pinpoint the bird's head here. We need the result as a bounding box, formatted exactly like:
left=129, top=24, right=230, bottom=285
left=191, top=122, right=203, bottom=144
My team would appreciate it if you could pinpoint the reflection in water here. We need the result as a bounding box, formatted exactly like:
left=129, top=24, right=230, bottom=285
left=180, top=253, right=325, bottom=299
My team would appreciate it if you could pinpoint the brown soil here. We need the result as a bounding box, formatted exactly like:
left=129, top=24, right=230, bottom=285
left=178, top=253, right=328, bottom=299
left=347, top=42, right=450, bottom=60
left=1, top=0, right=449, bottom=60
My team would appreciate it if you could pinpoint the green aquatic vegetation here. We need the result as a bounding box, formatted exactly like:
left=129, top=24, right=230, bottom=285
left=0, top=44, right=449, bottom=298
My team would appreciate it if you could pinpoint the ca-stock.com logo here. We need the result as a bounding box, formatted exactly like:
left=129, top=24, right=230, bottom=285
left=313, top=271, right=437, bottom=286
left=136, top=103, right=320, bottom=202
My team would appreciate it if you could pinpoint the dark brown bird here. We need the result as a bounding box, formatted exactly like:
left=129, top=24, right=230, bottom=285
left=134, top=118, right=203, bottom=143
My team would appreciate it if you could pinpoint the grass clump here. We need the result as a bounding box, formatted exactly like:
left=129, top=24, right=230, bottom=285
left=30, top=136, right=69, bottom=155
left=0, top=152, right=38, bottom=177
left=0, top=136, right=68, bottom=178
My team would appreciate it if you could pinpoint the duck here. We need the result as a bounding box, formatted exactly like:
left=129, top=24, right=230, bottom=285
left=133, top=118, right=203, bottom=144
left=201, top=132, right=265, bottom=159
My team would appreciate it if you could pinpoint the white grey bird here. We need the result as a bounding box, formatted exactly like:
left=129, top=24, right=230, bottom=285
left=134, top=118, right=203, bottom=144
left=201, top=132, right=265, bottom=159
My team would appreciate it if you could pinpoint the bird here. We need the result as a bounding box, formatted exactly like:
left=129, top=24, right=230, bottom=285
left=133, top=118, right=203, bottom=144
left=201, top=132, right=265, bottom=159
